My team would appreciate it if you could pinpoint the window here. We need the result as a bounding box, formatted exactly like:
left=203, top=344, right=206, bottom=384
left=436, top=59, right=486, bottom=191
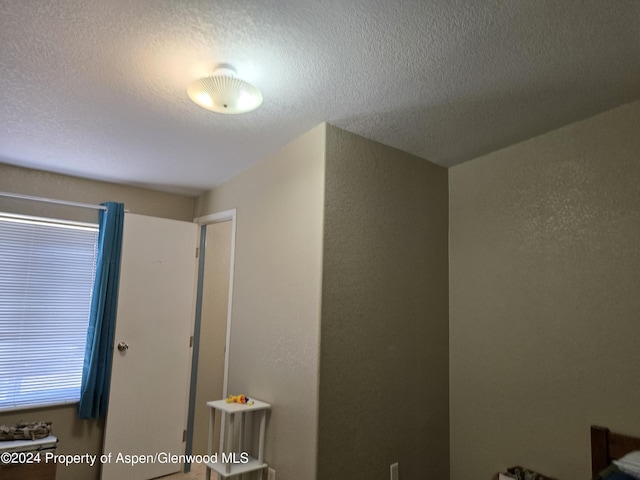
left=0, top=213, right=99, bottom=411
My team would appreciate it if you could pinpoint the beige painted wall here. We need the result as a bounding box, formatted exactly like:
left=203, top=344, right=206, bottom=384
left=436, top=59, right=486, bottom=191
left=192, top=221, right=232, bottom=455
left=0, top=162, right=194, bottom=223
left=317, top=125, right=450, bottom=480
left=449, top=101, right=640, bottom=479
left=194, top=124, right=326, bottom=480
left=0, top=163, right=195, bottom=480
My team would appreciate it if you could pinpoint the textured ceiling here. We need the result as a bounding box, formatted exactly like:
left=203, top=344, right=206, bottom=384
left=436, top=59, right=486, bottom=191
left=1, top=0, right=639, bottom=196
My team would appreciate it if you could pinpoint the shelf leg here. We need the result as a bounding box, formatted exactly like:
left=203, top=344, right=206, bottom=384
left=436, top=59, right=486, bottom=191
left=226, top=413, right=234, bottom=475
left=208, top=408, right=215, bottom=455
left=257, top=410, right=266, bottom=464
left=206, top=407, right=215, bottom=480
left=239, top=412, right=245, bottom=453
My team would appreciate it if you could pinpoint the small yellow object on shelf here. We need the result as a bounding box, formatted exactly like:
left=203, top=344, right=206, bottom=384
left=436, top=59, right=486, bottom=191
left=225, top=394, right=254, bottom=405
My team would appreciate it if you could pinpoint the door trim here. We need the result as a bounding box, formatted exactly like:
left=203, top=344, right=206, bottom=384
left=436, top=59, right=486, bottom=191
left=193, top=208, right=236, bottom=397
left=184, top=209, right=236, bottom=470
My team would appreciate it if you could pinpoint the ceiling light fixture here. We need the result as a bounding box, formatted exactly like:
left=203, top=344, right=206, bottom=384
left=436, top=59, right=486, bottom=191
left=187, top=64, right=263, bottom=114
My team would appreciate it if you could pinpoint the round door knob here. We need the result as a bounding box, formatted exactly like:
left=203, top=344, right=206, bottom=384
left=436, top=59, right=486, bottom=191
left=117, top=342, right=129, bottom=352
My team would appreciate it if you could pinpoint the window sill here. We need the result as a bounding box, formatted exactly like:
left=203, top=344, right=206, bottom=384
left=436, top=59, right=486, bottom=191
left=0, top=400, right=79, bottom=414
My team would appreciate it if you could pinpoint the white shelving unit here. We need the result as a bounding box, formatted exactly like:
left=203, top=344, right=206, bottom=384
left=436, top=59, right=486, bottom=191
left=205, top=398, right=271, bottom=479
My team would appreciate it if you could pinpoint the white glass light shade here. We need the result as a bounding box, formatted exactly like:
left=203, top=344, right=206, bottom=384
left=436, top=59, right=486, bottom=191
left=187, top=74, right=263, bottom=114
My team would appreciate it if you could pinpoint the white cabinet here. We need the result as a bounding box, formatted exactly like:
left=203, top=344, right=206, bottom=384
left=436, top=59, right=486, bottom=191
left=205, top=399, right=271, bottom=479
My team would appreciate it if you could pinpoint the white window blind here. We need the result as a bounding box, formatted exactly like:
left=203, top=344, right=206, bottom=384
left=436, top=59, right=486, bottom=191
left=0, top=213, right=99, bottom=411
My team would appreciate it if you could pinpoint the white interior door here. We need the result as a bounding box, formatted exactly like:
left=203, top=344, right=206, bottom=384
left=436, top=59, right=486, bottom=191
left=101, top=213, right=198, bottom=480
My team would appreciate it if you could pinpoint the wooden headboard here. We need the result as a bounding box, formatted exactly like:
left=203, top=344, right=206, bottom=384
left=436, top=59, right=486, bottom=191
left=591, top=425, right=640, bottom=476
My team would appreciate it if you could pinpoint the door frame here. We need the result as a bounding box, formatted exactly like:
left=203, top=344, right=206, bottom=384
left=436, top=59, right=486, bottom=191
left=184, top=209, right=236, bottom=469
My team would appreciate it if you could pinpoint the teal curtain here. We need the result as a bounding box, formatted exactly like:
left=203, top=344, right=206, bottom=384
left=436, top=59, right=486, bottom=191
left=78, top=202, right=124, bottom=419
